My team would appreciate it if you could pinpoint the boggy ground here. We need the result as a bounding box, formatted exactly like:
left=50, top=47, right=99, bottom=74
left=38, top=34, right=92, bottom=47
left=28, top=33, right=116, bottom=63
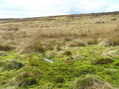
left=0, top=12, right=119, bottom=89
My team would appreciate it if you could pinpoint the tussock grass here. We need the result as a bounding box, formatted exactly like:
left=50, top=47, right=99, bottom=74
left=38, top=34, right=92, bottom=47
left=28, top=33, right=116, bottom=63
left=15, top=39, right=44, bottom=54
left=0, top=12, right=119, bottom=53
left=92, top=58, right=114, bottom=65
left=10, top=72, right=38, bottom=86
left=74, top=75, right=113, bottom=89
left=3, top=59, right=24, bottom=70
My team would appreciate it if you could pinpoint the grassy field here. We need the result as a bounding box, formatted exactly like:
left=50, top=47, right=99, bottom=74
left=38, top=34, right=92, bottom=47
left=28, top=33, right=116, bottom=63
left=0, top=12, right=119, bottom=89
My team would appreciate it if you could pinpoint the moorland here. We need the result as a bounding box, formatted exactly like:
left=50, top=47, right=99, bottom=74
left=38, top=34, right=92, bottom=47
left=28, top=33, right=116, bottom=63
left=0, top=12, right=119, bottom=89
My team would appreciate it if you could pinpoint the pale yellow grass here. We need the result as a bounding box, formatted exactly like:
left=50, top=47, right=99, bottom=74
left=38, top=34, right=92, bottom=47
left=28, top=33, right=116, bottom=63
left=0, top=13, right=119, bottom=53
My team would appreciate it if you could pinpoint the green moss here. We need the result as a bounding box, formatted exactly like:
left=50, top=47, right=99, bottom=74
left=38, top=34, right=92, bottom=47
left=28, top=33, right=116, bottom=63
left=0, top=45, right=119, bottom=88
left=52, top=75, right=65, bottom=83
left=28, top=59, right=39, bottom=67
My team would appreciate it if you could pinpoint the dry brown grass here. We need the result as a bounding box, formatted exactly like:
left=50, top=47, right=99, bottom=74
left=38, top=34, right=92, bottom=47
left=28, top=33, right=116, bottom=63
left=15, top=39, right=44, bottom=54
left=0, top=12, right=119, bottom=53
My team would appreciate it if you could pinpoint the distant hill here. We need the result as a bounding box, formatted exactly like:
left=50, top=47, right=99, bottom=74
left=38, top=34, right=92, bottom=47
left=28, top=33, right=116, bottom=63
left=0, top=11, right=119, bottom=23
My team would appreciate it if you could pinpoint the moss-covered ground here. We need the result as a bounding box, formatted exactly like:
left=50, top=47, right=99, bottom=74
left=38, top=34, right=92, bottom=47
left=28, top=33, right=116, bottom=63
left=0, top=45, right=119, bottom=89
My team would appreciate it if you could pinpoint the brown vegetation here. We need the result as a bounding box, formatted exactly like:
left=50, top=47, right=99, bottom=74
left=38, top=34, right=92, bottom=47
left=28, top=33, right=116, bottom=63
left=92, top=58, right=114, bottom=65
left=0, top=12, right=119, bottom=53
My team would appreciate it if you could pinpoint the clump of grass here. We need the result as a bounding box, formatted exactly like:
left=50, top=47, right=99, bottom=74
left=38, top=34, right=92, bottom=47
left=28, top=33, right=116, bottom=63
left=113, top=57, right=119, bottom=66
left=102, top=49, right=119, bottom=57
left=99, top=34, right=119, bottom=46
left=28, top=59, right=39, bottom=66
left=0, top=44, right=14, bottom=51
left=63, top=51, right=72, bottom=56
left=111, top=18, right=117, bottom=21
left=92, top=57, right=114, bottom=65
left=95, top=21, right=105, bottom=24
left=53, top=75, right=65, bottom=83
left=7, top=27, right=19, bottom=31
left=66, top=41, right=86, bottom=47
left=2, top=59, right=24, bottom=70
left=54, top=44, right=62, bottom=51
left=98, top=39, right=110, bottom=46
left=108, top=37, right=119, bottom=46
left=114, top=28, right=119, bottom=32
left=44, top=51, right=56, bottom=58
left=74, top=75, right=113, bottom=89
left=10, top=72, right=38, bottom=87
left=0, top=61, right=6, bottom=67
left=15, top=39, right=44, bottom=54
left=0, top=51, right=8, bottom=56
left=86, top=39, right=98, bottom=45
left=1, top=86, right=18, bottom=89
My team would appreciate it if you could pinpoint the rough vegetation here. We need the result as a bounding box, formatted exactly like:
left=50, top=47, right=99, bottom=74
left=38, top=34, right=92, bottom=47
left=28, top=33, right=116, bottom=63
left=0, top=12, right=119, bottom=89
left=74, top=75, right=113, bottom=89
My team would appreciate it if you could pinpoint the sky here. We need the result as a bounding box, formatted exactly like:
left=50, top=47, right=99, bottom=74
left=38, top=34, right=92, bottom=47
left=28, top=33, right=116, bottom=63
left=0, top=0, right=119, bottom=18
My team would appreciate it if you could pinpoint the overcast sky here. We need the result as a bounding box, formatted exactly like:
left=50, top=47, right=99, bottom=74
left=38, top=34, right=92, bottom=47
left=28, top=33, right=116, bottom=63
left=0, top=0, right=119, bottom=18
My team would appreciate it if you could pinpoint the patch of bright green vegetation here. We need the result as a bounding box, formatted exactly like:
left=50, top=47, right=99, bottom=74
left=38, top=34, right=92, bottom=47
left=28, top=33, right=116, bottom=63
left=0, top=45, right=119, bottom=89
